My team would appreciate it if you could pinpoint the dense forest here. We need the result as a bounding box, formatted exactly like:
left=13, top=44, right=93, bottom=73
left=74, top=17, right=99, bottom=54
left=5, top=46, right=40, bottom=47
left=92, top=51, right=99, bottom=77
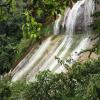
left=0, top=0, right=100, bottom=100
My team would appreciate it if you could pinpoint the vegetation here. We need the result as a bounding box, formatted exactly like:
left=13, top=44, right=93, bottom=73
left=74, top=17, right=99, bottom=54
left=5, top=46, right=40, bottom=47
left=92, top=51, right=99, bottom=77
left=0, top=0, right=100, bottom=100
left=0, top=59, right=100, bottom=100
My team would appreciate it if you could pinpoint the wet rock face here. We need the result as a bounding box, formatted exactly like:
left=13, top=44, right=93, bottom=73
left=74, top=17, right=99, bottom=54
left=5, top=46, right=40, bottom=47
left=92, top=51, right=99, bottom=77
left=75, top=1, right=99, bottom=34
left=75, top=4, right=85, bottom=33
left=75, top=5, right=84, bottom=33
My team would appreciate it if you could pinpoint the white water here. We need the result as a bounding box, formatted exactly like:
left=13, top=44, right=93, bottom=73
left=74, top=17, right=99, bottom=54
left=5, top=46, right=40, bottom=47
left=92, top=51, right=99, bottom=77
left=49, top=0, right=95, bottom=72
left=11, top=0, right=95, bottom=82
left=70, top=36, right=90, bottom=64
left=39, top=37, right=67, bottom=71
left=66, top=0, right=85, bottom=35
left=69, top=0, right=95, bottom=62
left=39, top=34, right=73, bottom=72
left=54, top=14, right=62, bottom=35
left=47, top=37, right=73, bottom=71
left=12, top=37, right=52, bottom=81
left=84, top=0, right=95, bottom=32
left=62, top=8, right=71, bottom=28
left=54, top=35, right=92, bottom=73
left=43, top=1, right=85, bottom=70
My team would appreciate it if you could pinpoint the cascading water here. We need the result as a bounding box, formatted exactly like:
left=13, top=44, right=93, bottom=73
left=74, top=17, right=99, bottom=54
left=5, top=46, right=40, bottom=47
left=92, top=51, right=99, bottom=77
left=52, top=0, right=94, bottom=68
left=54, top=0, right=95, bottom=73
left=71, top=0, right=94, bottom=59
left=53, top=14, right=62, bottom=35
left=71, top=36, right=90, bottom=63
left=66, top=0, right=85, bottom=35
left=12, top=37, right=52, bottom=81
left=11, top=0, right=95, bottom=82
left=28, top=0, right=94, bottom=81
left=84, top=0, right=95, bottom=32
left=62, top=8, right=70, bottom=28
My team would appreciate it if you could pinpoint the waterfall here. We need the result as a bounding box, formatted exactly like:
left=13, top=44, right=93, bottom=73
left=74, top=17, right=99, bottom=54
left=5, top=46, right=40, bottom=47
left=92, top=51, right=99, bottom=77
left=40, top=36, right=73, bottom=71
left=12, top=37, right=52, bottom=82
left=11, top=0, right=95, bottom=82
left=62, top=8, right=71, bottom=28
left=84, top=0, right=95, bottom=32
left=50, top=0, right=95, bottom=72
left=66, top=0, right=85, bottom=35
left=53, top=14, right=62, bottom=35
left=62, top=0, right=95, bottom=65
left=64, top=0, right=95, bottom=34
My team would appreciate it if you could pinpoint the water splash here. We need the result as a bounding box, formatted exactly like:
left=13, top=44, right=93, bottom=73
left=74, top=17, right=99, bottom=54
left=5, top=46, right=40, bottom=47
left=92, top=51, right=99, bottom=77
left=71, top=36, right=90, bottom=63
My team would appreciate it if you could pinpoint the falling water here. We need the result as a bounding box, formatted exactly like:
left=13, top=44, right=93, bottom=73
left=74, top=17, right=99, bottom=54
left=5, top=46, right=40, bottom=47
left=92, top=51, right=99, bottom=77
left=70, top=36, right=90, bottom=64
left=46, top=37, right=72, bottom=71
left=84, top=0, right=95, bottom=32
left=69, top=0, right=95, bottom=62
left=51, top=0, right=95, bottom=73
left=53, top=14, right=62, bottom=35
left=62, top=8, right=71, bottom=28
left=11, top=0, right=95, bottom=82
left=46, top=0, right=86, bottom=73
left=46, top=1, right=85, bottom=73
left=39, top=37, right=67, bottom=71
left=66, top=0, right=85, bottom=35
left=12, top=37, right=52, bottom=81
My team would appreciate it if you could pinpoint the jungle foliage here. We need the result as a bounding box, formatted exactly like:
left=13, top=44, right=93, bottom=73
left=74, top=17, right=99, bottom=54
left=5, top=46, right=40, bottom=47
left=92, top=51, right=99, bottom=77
left=0, top=59, right=100, bottom=100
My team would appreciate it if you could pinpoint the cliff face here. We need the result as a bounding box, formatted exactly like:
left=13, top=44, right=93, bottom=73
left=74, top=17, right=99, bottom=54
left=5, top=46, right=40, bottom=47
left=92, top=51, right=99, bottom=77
left=75, top=5, right=84, bottom=33
left=75, top=2, right=100, bottom=34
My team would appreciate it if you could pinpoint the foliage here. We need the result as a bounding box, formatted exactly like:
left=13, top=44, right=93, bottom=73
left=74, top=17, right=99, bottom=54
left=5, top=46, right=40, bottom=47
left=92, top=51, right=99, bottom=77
left=0, top=35, right=19, bottom=74
left=31, top=0, right=78, bottom=24
left=0, top=78, right=11, bottom=100
left=23, top=59, right=100, bottom=100
left=92, top=12, right=100, bottom=33
left=9, top=81, right=27, bottom=100
left=31, top=0, right=66, bottom=23
left=0, top=0, right=25, bottom=74
left=89, top=0, right=100, bottom=36
left=0, top=0, right=72, bottom=74
left=0, top=59, right=99, bottom=100
left=22, top=10, right=42, bottom=39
